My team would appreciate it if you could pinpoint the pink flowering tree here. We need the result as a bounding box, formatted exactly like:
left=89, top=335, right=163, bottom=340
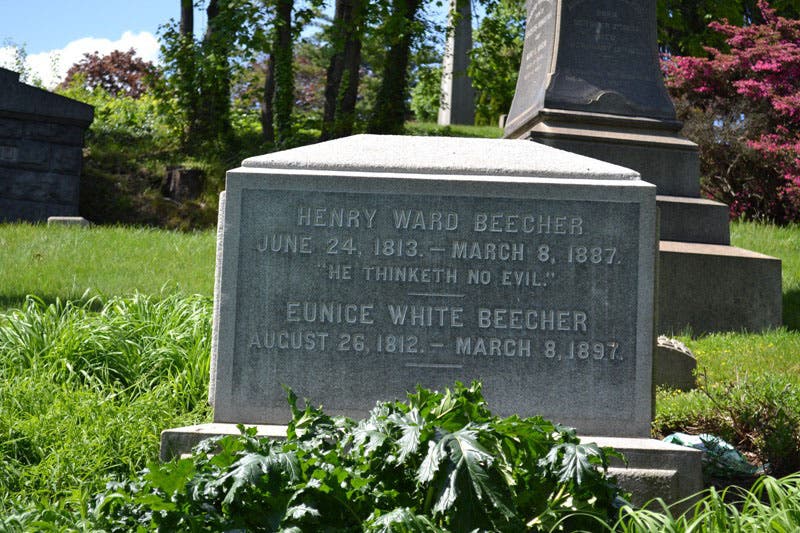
left=664, top=0, right=800, bottom=223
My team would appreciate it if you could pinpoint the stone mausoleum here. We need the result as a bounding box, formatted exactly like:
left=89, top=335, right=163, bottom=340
left=0, top=67, right=93, bottom=222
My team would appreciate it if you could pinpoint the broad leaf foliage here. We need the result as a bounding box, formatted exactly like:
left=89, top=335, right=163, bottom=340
left=92, top=382, right=625, bottom=531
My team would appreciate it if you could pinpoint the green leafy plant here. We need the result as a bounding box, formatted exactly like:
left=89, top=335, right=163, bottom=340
left=0, top=293, right=212, bottom=519
left=410, top=65, right=442, bottom=123
left=91, top=382, right=625, bottom=531
left=703, top=376, right=800, bottom=477
left=655, top=374, right=800, bottom=478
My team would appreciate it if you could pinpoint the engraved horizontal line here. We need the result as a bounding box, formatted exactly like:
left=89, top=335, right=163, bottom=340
left=429, top=343, right=445, bottom=348
left=407, top=293, right=465, bottom=298
left=428, top=247, right=446, bottom=252
left=405, top=363, right=463, bottom=369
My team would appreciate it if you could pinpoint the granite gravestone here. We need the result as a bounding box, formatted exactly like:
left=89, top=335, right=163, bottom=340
left=206, top=135, right=656, bottom=438
left=162, top=135, right=703, bottom=505
left=0, top=67, right=93, bottom=222
left=504, top=0, right=782, bottom=335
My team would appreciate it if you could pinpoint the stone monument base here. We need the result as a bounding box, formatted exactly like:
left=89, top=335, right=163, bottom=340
left=513, top=109, right=699, bottom=197
left=160, top=423, right=287, bottom=462
left=508, top=109, right=783, bottom=335
left=584, top=436, right=703, bottom=510
left=161, top=424, right=703, bottom=509
left=659, top=241, right=782, bottom=335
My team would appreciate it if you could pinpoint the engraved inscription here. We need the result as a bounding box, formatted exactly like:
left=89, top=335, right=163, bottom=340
left=235, top=190, right=638, bottom=371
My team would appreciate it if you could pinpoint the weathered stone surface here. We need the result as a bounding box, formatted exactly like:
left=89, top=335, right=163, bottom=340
left=519, top=112, right=700, bottom=197
left=242, top=134, right=640, bottom=179
left=162, top=167, right=204, bottom=202
left=0, top=68, right=93, bottom=124
left=658, top=241, right=782, bottom=335
left=657, top=195, right=730, bottom=245
left=0, top=168, right=79, bottom=205
left=160, top=423, right=287, bottom=462
left=654, top=336, right=696, bottom=391
left=0, top=67, right=93, bottom=222
left=505, top=0, right=676, bottom=138
left=209, top=134, right=657, bottom=437
left=582, top=436, right=703, bottom=510
left=47, top=216, right=91, bottom=226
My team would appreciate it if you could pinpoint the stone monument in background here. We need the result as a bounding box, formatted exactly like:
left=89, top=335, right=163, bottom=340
left=437, top=0, right=475, bottom=126
left=0, top=67, right=93, bottom=222
left=504, top=0, right=782, bottom=334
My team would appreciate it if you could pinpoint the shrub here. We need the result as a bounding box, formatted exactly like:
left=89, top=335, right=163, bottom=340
left=91, top=382, right=625, bottom=531
left=655, top=375, right=800, bottom=478
left=703, top=376, right=800, bottom=476
left=664, top=0, right=800, bottom=223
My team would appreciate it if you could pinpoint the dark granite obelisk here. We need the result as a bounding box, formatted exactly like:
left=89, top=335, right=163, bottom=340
left=507, top=0, right=674, bottom=125
left=505, top=0, right=698, bottom=197
left=504, top=0, right=782, bottom=335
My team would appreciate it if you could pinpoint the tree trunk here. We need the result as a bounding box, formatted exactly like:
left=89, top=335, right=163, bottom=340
left=178, top=0, right=199, bottom=150
left=367, top=0, right=421, bottom=134
left=205, top=0, right=219, bottom=41
left=180, top=0, right=193, bottom=37
left=337, top=27, right=361, bottom=136
left=321, top=0, right=363, bottom=140
left=201, top=0, right=233, bottom=144
left=273, top=0, right=294, bottom=146
left=261, top=55, right=276, bottom=144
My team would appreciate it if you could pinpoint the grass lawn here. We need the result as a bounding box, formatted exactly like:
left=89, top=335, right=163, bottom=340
left=0, top=224, right=216, bottom=311
left=404, top=120, right=504, bottom=138
left=0, top=220, right=797, bottom=524
left=674, top=222, right=800, bottom=393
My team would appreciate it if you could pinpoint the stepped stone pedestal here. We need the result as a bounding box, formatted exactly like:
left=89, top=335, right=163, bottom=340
left=161, top=424, right=702, bottom=510
left=504, top=0, right=782, bottom=335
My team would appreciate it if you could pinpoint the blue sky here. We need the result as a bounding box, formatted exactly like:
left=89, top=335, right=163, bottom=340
left=0, top=1, right=189, bottom=54
left=0, top=0, right=206, bottom=87
left=0, top=0, right=454, bottom=88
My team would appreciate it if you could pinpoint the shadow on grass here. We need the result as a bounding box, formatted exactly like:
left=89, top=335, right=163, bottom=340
left=784, top=289, right=800, bottom=332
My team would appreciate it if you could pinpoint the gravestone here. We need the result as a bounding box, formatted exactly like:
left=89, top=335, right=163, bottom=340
left=438, top=0, right=475, bottom=126
left=162, top=135, right=702, bottom=504
left=504, top=0, right=782, bottom=335
left=0, top=67, right=93, bottom=222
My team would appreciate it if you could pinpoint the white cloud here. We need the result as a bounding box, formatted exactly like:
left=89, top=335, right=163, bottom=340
left=0, top=31, right=160, bottom=89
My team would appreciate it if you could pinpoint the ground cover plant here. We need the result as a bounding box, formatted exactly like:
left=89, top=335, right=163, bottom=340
left=653, top=222, right=800, bottom=478
left=0, top=293, right=212, bottom=523
left=63, top=383, right=627, bottom=531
